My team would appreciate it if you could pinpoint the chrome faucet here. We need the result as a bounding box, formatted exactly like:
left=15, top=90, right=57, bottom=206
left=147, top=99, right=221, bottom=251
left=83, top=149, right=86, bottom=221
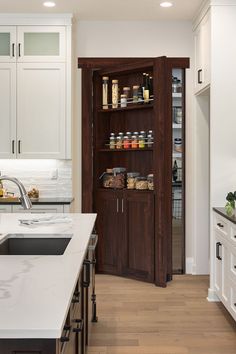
left=0, top=176, right=32, bottom=210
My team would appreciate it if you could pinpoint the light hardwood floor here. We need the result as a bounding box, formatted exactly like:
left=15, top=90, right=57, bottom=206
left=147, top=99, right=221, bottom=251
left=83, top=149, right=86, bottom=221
left=88, top=275, right=236, bottom=354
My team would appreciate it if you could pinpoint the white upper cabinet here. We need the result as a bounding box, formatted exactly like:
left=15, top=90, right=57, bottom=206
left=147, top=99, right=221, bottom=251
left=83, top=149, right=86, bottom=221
left=0, top=15, right=72, bottom=160
left=0, top=26, right=16, bottom=62
left=194, top=9, right=211, bottom=93
left=0, top=63, right=16, bottom=159
left=17, top=63, right=66, bottom=159
left=17, top=26, right=66, bottom=62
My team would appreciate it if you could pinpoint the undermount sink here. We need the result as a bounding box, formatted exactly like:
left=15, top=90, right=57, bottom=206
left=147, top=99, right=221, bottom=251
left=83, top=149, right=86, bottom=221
left=0, top=234, right=72, bottom=255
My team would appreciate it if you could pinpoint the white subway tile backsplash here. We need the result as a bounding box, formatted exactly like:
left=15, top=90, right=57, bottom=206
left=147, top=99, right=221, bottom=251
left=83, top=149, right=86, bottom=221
left=0, top=160, right=72, bottom=198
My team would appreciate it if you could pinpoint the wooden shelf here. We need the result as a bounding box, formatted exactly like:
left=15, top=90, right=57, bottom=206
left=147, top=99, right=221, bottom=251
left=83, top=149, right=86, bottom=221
left=99, top=148, right=153, bottom=152
left=97, top=187, right=154, bottom=193
left=98, top=103, right=153, bottom=113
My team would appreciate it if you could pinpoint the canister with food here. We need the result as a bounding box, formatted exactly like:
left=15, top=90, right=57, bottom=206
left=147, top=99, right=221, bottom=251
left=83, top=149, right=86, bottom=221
left=127, top=172, right=140, bottom=189
left=135, top=177, right=148, bottom=190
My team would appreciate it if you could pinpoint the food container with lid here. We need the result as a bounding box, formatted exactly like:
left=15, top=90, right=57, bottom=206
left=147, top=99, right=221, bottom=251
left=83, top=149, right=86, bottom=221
left=112, top=167, right=126, bottom=189
left=135, top=177, right=148, bottom=190
left=127, top=172, right=140, bottom=190
left=174, top=138, right=182, bottom=152
left=101, top=168, right=114, bottom=188
left=147, top=174, right=154, bottom=190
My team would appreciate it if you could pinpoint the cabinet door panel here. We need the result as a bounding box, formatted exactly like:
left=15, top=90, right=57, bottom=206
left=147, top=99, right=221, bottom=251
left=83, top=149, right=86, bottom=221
left=0, top=26, right=16, bottom=62
left=17, top=63, right=66, bottom=159
left=17, top=26, right=66, bottom=62
left=214, top=233, right=222, bottom=296
left=0, top=63, right=16, bottom=158
left=122, top=191, right=154, bottom=282
left=96, top=190, right=122, bottom=275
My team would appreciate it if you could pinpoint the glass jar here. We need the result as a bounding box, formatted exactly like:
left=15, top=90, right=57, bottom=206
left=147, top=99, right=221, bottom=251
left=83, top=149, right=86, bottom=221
left=120, top=94, right=127, bottom=108
left=174, top=138, right=182, bottom=152
left=123, top=136, right=130, bottom=149
left=123, top=87, right=131, bottom=99
left=131, top=135, right=138, bottom=149
left=172, top=76, right=178, bottom=93
left=147, top=134, right=154, bottom=148
left=112, top=80, right=119, bottom=108
left=147, top=174, right=154, bottom=190
left=109, top=136, right=116, bottom=149
left=116, top=136, right=123, bottom=149
left=175, top=108, right=182, bottom=124
left=138, top=135, right=145, bottom=149
left=177, top=79, right=182, bottom=93
left=102, top=76, right=109, bottom=109
left=127, top=172, right=140, bottom=190
left=133, top=85, right=139, bottom=103
left=101, top=169, right=114, bottom=188
left=112, top=167, right=126, bottom=189
left=135, top=177, right=148, bottom=190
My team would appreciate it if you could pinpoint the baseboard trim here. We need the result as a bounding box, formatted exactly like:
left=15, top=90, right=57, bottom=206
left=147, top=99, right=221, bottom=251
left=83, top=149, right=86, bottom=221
left=207, top=288, right=220, bottom=302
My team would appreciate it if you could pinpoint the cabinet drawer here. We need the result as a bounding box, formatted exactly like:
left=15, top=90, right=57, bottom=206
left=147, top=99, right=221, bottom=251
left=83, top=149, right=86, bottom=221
left=214, top=214, right=229, bottom=237
left=230, top=225, right=236, bottom=246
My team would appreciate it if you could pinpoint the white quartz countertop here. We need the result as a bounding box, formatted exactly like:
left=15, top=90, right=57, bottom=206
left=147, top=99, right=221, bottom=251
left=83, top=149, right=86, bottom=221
left=0, top=213, right=96, bottom=339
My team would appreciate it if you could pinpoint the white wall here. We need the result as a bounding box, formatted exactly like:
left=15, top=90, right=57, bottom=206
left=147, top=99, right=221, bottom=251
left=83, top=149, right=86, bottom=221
left=74, top=20, right=195, bottom=265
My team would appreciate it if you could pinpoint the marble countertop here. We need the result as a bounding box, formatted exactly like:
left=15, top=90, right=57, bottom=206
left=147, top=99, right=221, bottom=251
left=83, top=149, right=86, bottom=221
left=0, top=197, right=74, bottom=205
left=0, top=213, right=96, bottom=339
left=213, top=207, right=236, bottom=224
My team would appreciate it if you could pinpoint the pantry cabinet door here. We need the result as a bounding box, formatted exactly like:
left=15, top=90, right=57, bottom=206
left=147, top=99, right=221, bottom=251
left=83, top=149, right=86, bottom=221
left=0, top=26, right=16, bottom=63
left=17, top=26, right=66, bottom=62
left=121, top=191, right=154, bottom=283
left=17, top=63, right=66, bottom=159
left=0, top=63, right=16, bottom=159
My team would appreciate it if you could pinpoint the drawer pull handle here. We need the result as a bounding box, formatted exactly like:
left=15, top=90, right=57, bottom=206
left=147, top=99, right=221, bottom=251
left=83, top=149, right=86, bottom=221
left=60, top=336, right=69, bottom=343
left=216, top=242, right=222, bottom=260
left=234, top=303, right=236, bottom=307
left=73, top=319, right=84, bottom=333
left=234, top=235, right=236, bottom=239
left=234, top=265, right=236, bottom=269
left=217, top=223, right=224, bottom=228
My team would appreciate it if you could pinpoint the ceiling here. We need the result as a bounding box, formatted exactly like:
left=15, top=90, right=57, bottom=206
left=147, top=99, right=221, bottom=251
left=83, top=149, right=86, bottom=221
left=0, top=0, right=204, bottom=20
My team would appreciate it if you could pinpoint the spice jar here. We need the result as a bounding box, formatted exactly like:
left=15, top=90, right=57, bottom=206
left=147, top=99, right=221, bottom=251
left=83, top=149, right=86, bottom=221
left=174, top=138, right=182, bottom=153
left=101, top=169, right=114, bottom=188
left=135, top=177, right=148, bottom=190
left=109, top=136, right=116, bottom=149
left=147, top=134, right=154, bottom=148
left=123, top=87, right=131, bottom=99
left=133, top=85, right=139, bottom=103
left=116, top=136, right=123, bottom=149
left=112, top=167, right=126, bottom=189
left=138, top=135, right=145, bottom=149
left=147, top=174, right=154, bottom=190
left=127, top=172, right=140, bottom=190
left=123, top=136, right=131, bottom=149
left=102, top=76, right=109, bottom=109
left=120, top=94, right=127, bottom=108
left=131, top=135, right=138, bottom=149
left=112, top=80, right=119, bottom=108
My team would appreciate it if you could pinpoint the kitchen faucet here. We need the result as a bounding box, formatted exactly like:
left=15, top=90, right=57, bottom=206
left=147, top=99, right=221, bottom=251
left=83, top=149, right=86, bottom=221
left=0, top=176, right=32, bottom=210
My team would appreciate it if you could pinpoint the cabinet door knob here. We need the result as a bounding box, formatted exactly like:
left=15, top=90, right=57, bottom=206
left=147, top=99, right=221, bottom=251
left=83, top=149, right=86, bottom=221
left=217, top=223, right=224, bottom=228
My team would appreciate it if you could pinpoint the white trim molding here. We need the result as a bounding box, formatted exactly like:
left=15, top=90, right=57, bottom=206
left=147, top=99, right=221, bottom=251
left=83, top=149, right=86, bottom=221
left=0, top=13, right=73, bottom=26
left=207, top=287, right=220, bottom=302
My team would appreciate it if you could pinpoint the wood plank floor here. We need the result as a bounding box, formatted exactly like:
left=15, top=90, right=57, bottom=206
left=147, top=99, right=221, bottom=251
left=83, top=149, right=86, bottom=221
left=87, top=275, right=236, bottom=354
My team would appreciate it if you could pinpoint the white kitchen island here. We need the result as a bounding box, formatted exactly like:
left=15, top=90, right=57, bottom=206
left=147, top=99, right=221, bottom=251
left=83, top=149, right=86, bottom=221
left=0, top=213, right=97, bottom=354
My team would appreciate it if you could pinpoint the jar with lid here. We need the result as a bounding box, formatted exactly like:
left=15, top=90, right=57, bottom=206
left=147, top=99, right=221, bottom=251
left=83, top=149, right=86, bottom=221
left=116, top=136, right=123, bottom=149
left=109, top=136, right=116, bottom=149
left=123, top=87, right=131, bottom=100
left=138, top=135, right=145, bottom=149
left=120, top=94, right=127, bottom=108
left=135, top=177, right=148, bottom=190
left=147, top=134, right=154, bottom=148
left=112, top=80, right=119, bottom=108
left=147, top=174, right=154, bottom=190
left=127, top=172, right=140, bottom=190
left=123, top=136, right=131, bottom=149
left=132, top=85, right=139, bottom=103
left=101, top=169, right=114, bottom=188
left=140, top=130, right=146, bottom=138
left=102, top=76, right=109, bottom=109
left=131, top=135, right=138, bottom=149
left=112, top=167, right=126, bottom=189
left=172, top=76, right=178, bottom=93
left=176, top=79, right=182, bottom=93
left=174, top=138, right=182, bottom=153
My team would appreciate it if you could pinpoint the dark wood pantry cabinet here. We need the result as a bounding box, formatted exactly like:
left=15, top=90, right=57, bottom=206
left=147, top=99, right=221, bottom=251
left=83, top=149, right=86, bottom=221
left=78, top=57, right=189, bottom=287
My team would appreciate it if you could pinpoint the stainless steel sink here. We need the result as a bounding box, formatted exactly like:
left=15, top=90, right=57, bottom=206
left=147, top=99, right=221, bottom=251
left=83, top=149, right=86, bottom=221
left=0, top=234, right=72, bottom=255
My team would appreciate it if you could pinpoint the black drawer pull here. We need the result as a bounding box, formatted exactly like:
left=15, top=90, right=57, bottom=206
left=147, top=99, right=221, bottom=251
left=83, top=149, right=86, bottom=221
left=234, top=303, right=236, bottom=307
left=198, top=69, right=203, bottom=84
left=60, top=336, right=69, bottom=343
left=234, top=235, right=236, bottom=239
left=234, top=265, right=236, bottom=269
left=82, top=260, right=91, bottom=288
left=73, top=319, right=84, bottom=333
left=217, top=223, right=224, bottom=228
left=63, top=325, right=71, bottom=331
left=216, top=242, right=222, bottom=260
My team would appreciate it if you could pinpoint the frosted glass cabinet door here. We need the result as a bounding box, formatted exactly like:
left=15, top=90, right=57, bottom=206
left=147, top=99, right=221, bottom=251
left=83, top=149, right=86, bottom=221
left=0, top=63, right=16, bottom=158
left=0, top=26, right=17, bottom=62
left=17, top=26, right=66, bottom=62
left=17, top=63, right=66, bottom=159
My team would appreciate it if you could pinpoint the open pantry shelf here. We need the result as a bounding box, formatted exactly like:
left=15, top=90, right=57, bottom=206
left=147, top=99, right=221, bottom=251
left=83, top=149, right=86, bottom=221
left=98, top=103, right=153, bottom=113
left=99, top=148, right=153, bottom=152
